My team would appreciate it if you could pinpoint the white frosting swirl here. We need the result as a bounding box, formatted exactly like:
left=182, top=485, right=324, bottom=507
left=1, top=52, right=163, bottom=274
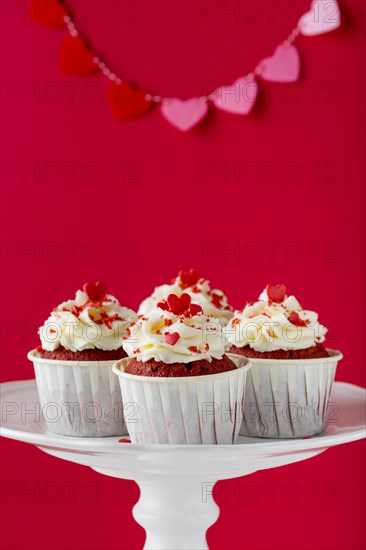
left=123, top=305, right=226, bottom=364
left=225, top=288, right=327, bottom=352
left=138, top=273, right=233, bottom=322
left=39, top=289, right=137, bottom=352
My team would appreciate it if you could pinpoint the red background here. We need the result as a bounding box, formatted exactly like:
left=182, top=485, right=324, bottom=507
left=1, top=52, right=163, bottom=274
left=1, top=0, right=365, bottom=549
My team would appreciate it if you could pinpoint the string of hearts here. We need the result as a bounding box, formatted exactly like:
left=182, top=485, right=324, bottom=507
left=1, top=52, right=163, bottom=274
left=29, top=0, right=341, bottom=131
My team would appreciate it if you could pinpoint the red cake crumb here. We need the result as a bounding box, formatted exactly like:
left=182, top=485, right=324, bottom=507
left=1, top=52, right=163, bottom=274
left=38, top=346, right=127, bottom=361
left=228, top=344, right=329, bottom=360
left=125, top=354, right=237, bottom=377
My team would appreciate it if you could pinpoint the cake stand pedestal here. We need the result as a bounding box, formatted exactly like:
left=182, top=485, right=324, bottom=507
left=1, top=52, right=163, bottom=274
left=1, top=380, right=365, bottom=550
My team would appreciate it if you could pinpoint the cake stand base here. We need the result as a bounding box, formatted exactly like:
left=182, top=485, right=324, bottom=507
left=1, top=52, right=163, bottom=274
left=1, top=380, right=365, bottom=550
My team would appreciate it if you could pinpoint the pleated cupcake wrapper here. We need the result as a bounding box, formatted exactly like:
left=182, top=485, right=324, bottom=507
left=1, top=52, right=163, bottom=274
left=240, top=350, right=342, bottom=439
left=113, top=354, right=251, bottom=444
left=28, top=350, right=126, bottom=437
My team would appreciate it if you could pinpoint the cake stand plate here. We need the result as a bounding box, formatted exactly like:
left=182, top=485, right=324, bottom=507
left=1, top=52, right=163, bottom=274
left=1, top=380, right=365, bottom=550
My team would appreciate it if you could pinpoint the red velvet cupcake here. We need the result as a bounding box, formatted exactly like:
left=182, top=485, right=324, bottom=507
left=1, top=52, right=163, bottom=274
left=225, top=284, right=342, bottom=438
left=113, top=293, right=251, bottom=444
left=28, top=281, right=136, bottom=437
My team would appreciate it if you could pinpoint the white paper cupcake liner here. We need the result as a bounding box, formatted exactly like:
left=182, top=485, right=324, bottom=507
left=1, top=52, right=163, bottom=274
left=112, top=354, right=251, bottom=444
left=28, top=349, right=126, bottom=437
left=240, top=349, right=343, bottom=439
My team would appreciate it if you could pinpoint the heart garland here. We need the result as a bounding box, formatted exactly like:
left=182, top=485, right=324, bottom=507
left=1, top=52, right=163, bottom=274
left=29, top=0, right=341, bottom=131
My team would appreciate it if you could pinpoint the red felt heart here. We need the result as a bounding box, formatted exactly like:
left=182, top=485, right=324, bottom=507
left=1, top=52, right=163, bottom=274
left=266, top=284, right=287, bottom=303
left=59, top=36, right=98, bottom=76
left=83, top=281, right=107, bottom=301
left=165, top=332, right=180, bottom=346
left=179, top=268, right=200, bottom=287
left=108, top=81, right=153, bottom=120
left=167, top=293, right=191, bottom=315
left=189, top=303, right=203, bottom=316
left=28, top=0, right=67, bottom=28
left=288, top=311, right=307, bottom=327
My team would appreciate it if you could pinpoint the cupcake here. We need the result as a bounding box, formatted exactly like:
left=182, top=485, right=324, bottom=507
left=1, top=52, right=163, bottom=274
left=28, top=281, right=136, bottom=437
left=138, top=268, right=233, bottom=323
left=225, top=284, right=342, bottom=438
left=113, top=292, right=251, bottom=444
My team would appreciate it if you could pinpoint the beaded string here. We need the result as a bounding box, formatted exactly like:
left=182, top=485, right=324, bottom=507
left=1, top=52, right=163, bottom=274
left=63, top=12, right=301, bottom=104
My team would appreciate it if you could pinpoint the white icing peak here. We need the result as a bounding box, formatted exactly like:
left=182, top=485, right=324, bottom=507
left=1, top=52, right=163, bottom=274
left=123, top=293, right=226, bottom=364
left=225, top=284, right=327, bottom=352
left=138, top=269, right=233, bottom=322
left=39, top=283, right=137, bottom=352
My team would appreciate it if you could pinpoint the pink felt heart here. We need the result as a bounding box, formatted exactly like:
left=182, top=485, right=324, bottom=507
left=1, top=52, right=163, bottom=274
left=298, top=0, right=341, bottom=36
left=259, top=45, right=300, bottom=83
left=213, top=77, right=258, bottom=115
left=161, top=98, right=208, bottom=131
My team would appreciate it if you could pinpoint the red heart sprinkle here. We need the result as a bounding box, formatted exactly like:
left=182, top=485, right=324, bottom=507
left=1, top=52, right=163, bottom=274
left=83, top=281, right=107, bottom=301
left=167, top=293, right=191, bottom=315
left=118, top=438, right=131, bottom=443
left=157, top=301, right=169, bottom=311
left=83, top=282, right=95, bottom=298
left=266, top=284, right=287, bottom=303
left=165, top=332, right=180, bottom=346
left=28, top=0, right=67, bottom=28
left=59, top=35, right=98, bottom=76
left=108, top=81, right=153, bottom=120
left=288, top=311, right=307, bottom=327
left=179, top=268, right=200, bottom=286
left=95, top=280, right=106, bottom=297
left=189, top=303, right=203, bottom=316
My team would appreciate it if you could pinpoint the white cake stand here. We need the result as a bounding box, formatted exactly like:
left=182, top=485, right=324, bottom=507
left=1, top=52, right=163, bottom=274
left=1, top=379, right=365, bottom=550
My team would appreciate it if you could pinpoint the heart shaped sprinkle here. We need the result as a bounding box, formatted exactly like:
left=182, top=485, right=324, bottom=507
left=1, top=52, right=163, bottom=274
left=165, top=332, right=180, bottom=346
left=179, top=268, right=200, bottom=287
left=157, top=300, right=169, bottom=311
left=118, top=438, right=131, bottom=443
left=288, top=311, right=307, bottom=327
left=108, top=81, right=153, bottom=120
left=83, top=281, right=107, bottom=301
left=266, top=284, right=287, bottom=303
left=189, top=303, right=203, bottom=316
left=167, top=293, right=191, bottom=315
left=95, top=281, right=107, bottom=296
left=59, top=35, right=98, bottom=76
